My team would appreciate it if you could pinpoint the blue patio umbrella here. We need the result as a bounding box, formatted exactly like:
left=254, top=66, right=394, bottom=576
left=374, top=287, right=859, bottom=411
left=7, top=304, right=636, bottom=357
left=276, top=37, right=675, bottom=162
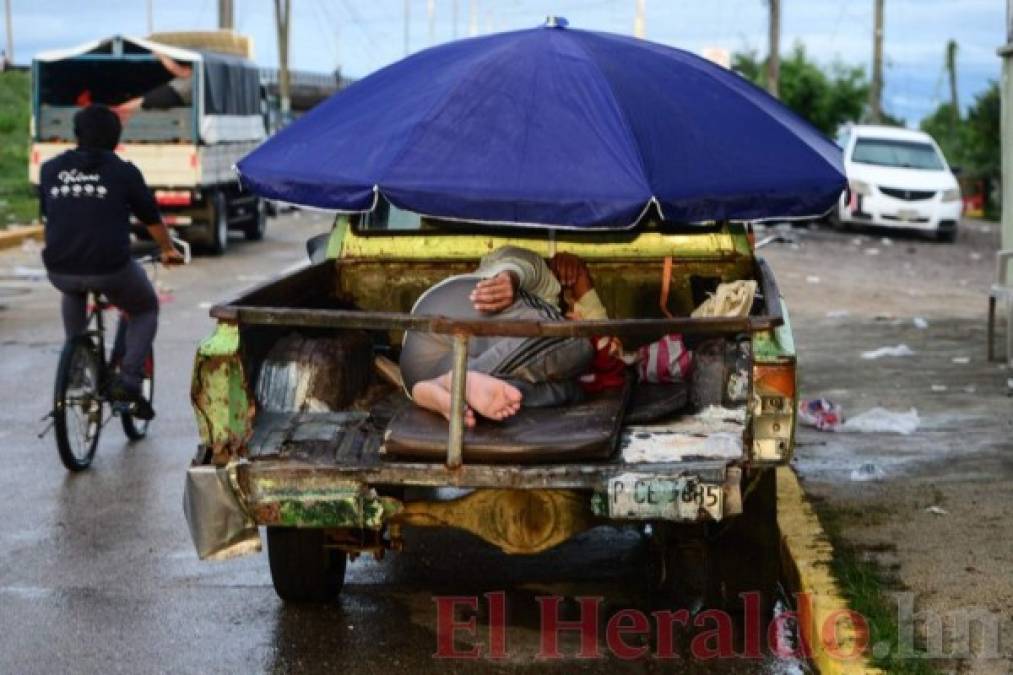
left=238, top=18, right=845, bottom=229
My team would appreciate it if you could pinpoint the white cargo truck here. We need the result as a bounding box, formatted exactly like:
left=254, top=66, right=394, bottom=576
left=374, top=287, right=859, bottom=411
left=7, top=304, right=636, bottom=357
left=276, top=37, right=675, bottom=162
left=28, top=35, right=267, bottom=254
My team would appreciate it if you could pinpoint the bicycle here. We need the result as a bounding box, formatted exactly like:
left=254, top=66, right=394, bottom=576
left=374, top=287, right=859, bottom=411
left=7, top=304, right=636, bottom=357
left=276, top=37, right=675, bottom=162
left=42, top=240, right=190, bottom=472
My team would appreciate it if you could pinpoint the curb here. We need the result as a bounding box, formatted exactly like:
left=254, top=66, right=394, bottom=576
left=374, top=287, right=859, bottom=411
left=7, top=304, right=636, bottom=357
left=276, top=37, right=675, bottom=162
left=0, top=224, right=43, bottom=251
left=777, top=466, right=882, bottom=674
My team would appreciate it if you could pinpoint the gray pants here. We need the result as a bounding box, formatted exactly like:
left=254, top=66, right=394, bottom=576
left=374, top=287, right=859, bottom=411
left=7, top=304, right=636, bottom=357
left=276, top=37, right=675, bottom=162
left=400, top=275, right=593, bottom=407
left=48, top=261, right=159, bottom=389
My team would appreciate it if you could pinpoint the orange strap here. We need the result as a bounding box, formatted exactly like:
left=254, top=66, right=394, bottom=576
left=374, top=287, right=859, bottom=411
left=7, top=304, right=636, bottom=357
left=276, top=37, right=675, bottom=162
left=659, top=256, right=674, bottom=319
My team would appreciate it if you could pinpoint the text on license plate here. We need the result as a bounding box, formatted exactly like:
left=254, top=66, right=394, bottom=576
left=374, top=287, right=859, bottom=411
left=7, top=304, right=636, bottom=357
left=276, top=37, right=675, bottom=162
left=607, top=473, right=722, bottom=521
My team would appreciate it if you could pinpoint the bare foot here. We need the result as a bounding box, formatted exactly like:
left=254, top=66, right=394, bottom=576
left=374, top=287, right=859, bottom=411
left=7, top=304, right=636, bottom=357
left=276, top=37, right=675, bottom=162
left=410, top=379, right=477, bottom=428
left=439, top=371, right=522, bottom=421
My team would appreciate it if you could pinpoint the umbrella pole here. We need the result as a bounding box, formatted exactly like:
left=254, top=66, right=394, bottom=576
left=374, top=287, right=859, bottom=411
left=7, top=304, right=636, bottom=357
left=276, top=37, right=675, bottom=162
left=446, top=334, right=469, bottom=469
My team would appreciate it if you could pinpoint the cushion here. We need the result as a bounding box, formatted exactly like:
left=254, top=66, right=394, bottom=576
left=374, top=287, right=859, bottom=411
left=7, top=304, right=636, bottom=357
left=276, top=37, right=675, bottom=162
left=382, top=379, right=631, bottom=464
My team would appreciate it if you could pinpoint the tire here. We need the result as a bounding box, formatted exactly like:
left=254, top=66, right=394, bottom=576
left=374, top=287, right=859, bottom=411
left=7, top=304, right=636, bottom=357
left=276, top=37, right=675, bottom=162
left=937, top=227, right=957, bottom=243
left=267, top=527, right=347, bottom=603
left=53, top=337, right=103, bottom=472
left=243, top=198, right=267, bottom=241
left=121, top=352, right=154, bottom=441
left=646, top=523, right=720, bottom=613
left=207, top=190, right=229, bottom=255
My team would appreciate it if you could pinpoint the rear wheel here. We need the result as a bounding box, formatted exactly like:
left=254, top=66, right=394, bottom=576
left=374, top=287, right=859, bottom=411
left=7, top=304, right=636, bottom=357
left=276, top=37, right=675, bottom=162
left=53, top=337, right=103, bottom=472
left=121, top=352, right=154, bottom=440
left=206, top=190, right=230, bottom=255
left=243, top=198, right=267, bottom=241
left=267, top=527, right=347, bottom=603
left=936, top=226, right=957, bottom=243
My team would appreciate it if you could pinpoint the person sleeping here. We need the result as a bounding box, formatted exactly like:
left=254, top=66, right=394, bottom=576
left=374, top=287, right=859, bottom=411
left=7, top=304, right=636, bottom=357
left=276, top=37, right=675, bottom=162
left=400, top=246, right=610, bottom=428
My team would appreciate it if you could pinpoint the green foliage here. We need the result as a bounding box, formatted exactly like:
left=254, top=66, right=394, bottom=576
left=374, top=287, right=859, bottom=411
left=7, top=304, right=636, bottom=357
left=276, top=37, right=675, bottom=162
left=920, top=82, right=1000, bottom=217
left=0, top=70, right=36, bottom=227
left=732, top=44, right=870, bottom=135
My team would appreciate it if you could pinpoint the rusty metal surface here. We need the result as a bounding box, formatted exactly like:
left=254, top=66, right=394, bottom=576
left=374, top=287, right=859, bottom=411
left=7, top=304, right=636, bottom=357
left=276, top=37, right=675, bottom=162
left=393, top=489, right=595, bottom=555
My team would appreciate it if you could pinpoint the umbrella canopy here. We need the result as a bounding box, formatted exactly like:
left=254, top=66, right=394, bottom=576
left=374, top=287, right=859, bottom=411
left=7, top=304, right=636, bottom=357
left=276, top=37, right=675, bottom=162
left=238, top=18, right=845, bottom=229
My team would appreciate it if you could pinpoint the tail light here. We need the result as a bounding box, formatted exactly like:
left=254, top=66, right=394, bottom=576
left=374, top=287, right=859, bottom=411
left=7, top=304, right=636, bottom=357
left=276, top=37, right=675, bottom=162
left=751, top=362, right=796, bottom=462
left=155, top=190, right=193, bottom=207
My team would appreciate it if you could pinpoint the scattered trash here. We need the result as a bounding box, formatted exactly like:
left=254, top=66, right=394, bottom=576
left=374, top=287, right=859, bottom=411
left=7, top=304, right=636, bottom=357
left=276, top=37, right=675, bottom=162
left=963, top=385, right=977, bottom=394
left=951, top=356, right=970, bottom=364
left=198, top=301, right=213, bottom=310
left=912, top=317, right=928, bottom=329
left=925, top=506, right=948, bottom=516
left=861, top=344, right=914, bottom=360
left=825, top=309, right=849, bottom=319
left=841, top=407, right=919, bottom=435
left=930, top=384, right=947, bottom=392
left=969, top=252, right=982, bottom=262
left=789, top=243, right=801, bottom=251
left=798, top=399, right=843, bottom=431
left=1007, top=378, right=1013, bottom=393
left=805, top=275, right=821, bottom=284
left=864, top=248, right=880, bottom=256
left=881, top=237, right=893, bottom=246
left=12, top=266, right=45, bottom=281
left=850, top=237, right=864, bottom=246
left=850, top=463, right=886, bottom=482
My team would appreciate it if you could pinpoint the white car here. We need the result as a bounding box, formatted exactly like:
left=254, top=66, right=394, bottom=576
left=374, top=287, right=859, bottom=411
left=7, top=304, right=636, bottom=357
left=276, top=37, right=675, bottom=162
left=834, top=125, right=962, bottom=242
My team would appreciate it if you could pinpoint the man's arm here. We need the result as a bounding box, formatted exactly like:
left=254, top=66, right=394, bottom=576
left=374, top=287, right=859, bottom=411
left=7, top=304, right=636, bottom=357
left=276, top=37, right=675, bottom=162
left=156, top=53, right=193, bottom=79
left=125, top=164, right=184, bottom=265
left=473, top=246, right=561, bottom=312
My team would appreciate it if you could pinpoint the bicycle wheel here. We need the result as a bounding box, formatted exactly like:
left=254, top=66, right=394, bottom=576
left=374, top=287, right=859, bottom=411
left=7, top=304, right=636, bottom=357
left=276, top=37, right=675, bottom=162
left=121, top=351, right=154, bottom=440
left=53, top=336, right=103, bottom=471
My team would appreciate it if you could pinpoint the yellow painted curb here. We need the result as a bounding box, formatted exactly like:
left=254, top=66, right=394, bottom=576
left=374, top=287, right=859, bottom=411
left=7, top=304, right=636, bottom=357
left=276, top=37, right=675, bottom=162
left=777, top=466, right=882, bottom=674
left=0, top=224, right=43, bottom=251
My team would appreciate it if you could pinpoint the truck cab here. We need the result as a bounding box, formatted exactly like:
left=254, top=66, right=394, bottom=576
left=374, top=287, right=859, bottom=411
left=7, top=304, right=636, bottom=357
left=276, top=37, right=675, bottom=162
left=184, top=209, right=796, bottom=608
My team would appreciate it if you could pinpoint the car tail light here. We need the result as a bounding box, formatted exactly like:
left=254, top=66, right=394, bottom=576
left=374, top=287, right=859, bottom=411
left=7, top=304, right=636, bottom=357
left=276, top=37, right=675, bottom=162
left=31, top=150, right=39, bottom=165
left=190, top=152, right=199, bottom=169
left=751, top=362, right=795, bottom=462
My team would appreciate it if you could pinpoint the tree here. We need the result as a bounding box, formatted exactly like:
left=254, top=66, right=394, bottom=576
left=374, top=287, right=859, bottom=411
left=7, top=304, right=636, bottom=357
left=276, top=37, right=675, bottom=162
left=732, top=44, right=869, bottom=135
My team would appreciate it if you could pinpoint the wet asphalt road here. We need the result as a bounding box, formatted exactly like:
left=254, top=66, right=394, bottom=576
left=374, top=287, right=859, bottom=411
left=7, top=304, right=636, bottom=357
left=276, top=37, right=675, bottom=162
left=0, top=214, right=789, bottom=674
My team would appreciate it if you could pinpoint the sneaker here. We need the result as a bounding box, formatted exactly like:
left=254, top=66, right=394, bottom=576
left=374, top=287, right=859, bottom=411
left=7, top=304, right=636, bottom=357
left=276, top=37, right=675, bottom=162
left=108, top=377, right=155, bottom=421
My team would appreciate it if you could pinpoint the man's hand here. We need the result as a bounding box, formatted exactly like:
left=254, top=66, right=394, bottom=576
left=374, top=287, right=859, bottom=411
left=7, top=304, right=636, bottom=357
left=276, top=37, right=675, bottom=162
left=160, top=247, right=185, bottom=266
left=470, top=271, right=517, bottom=313
left=549, top=252, right=593, bottom=300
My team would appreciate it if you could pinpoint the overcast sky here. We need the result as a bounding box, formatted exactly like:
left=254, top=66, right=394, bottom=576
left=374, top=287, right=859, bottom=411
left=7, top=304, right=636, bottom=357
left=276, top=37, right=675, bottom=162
left=8, top=0, right=1004, bottom=125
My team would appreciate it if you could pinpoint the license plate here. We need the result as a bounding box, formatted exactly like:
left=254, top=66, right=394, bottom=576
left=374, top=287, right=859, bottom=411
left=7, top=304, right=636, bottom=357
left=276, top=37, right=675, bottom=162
left=607, top=473, right=723, bottom=521
left=896, top=208, right=920, bottom=222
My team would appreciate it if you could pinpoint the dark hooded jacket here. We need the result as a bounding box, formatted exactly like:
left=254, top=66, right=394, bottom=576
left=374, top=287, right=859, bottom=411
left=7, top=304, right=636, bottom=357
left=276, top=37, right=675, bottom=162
left=39, top=149, right=161, bottom=275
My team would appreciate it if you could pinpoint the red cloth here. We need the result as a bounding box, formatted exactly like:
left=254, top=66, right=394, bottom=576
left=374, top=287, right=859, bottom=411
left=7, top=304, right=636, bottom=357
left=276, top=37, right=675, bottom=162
left=579, top=336, right=627, bottom=394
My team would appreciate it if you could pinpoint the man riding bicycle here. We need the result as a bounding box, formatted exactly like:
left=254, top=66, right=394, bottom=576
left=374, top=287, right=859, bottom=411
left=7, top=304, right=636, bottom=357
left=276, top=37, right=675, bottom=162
left=40, top=104, right=184, bottom=420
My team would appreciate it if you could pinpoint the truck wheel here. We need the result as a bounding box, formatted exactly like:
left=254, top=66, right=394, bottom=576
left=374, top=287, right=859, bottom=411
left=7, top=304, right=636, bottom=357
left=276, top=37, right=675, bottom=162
left=646, top=523, right=720, bottom=613
left=207, top=191, right=230, bottom=255
left=267, top=527, right=347, bottom=603
left=243, top=198, right=267, bottom=241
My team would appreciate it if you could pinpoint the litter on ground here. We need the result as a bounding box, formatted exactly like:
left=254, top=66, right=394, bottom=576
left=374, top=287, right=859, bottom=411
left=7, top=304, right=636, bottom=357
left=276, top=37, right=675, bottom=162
left=913, top=317, right=929, bottom=329
left=798, top=398, right=843, bottom=432
left=841, top=407, right=920, bottom=435
left=805, top=275, right=821, bottom=284
left=926, top=506, right=948, bottom=516
left=861, top=344, right=915, bottom=360
left=825, top=309, right=850, bottom=319
left=951, top=356, right=970, bottom=364
left=864, top=248, right=880, bottom=256
left=931, top=384, right=948, bottom=392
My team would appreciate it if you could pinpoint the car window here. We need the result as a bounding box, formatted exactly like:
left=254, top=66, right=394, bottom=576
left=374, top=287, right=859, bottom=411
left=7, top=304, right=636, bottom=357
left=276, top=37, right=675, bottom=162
left=850, top=138, right=945, bottom=170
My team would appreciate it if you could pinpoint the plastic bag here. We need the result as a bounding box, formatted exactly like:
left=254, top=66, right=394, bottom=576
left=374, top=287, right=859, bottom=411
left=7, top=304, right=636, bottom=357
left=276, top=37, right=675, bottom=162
left=841, top=407, right=919, bottom=435
left=798, top=398, right=843, bottom=431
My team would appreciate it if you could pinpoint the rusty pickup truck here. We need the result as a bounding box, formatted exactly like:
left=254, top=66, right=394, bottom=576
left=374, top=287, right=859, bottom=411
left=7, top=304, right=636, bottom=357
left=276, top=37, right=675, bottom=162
left=183, top=209, right=795, bottom=607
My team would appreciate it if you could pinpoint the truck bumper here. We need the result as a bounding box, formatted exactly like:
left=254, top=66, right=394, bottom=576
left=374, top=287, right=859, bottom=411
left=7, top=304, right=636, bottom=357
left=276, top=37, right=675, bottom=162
left=183, top=464, right=261, bottom=561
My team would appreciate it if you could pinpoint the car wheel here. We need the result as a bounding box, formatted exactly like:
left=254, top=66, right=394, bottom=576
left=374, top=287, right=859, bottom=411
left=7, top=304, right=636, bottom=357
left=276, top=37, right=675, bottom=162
left=267, top=527, right=347, bottom=603
left=936, top=227, right=957, bottom=243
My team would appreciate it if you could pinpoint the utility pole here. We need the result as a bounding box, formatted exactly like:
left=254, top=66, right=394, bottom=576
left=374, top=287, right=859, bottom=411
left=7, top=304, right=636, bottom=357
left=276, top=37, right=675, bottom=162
left=218, top=0, right=234, bottom=30
left=766, top=0, right=780, bottom=97
left=945, top=40, right=959, bottom=130
left=427, top=0, right=436, bottom=47
left=869, top=0, right=884, bottom=123
left=274, top=0, right=291, bottom=118
left=1001, top=0, right=1013, bottom=256
left=4, top=0, right=13, bottom=65
left=633, top=0, right=645, bottom=39
left=404, top=0, right=411, bottom=55
left=146, top=0, right=154, bottom=35
left=468, top=0, right=478, bottom=37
